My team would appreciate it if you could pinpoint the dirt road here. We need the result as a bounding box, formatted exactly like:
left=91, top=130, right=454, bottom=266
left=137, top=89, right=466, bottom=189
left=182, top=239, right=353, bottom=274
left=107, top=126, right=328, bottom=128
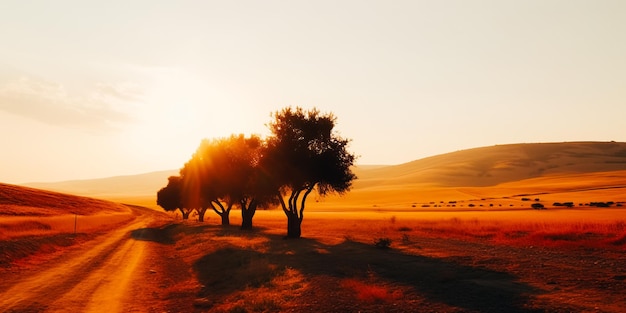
left=0, top=208, right=167, bottom=313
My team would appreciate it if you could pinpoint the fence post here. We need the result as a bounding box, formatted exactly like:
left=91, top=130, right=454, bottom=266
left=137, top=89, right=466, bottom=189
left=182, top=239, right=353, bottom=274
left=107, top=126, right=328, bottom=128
left=74, top=214, right=77, bottom=235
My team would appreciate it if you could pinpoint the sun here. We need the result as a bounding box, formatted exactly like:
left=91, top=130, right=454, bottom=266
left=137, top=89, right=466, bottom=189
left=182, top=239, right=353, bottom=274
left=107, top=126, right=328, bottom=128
left=120, top=68, right=269, bottom=173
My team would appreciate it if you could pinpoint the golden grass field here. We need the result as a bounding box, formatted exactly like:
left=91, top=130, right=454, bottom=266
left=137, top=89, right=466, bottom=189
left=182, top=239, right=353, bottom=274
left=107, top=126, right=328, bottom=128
left=2, top=142, right=626, bottom=312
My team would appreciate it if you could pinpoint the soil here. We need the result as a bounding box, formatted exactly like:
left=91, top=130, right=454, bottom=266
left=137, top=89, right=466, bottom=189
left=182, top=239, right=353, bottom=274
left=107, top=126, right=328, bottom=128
left=1, top=208, right=624, bottom=313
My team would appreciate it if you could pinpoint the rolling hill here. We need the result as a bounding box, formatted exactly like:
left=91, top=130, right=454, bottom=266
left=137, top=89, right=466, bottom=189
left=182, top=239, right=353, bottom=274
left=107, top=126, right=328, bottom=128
left=24, top=170, right=178, bottom=201
left=0, top=183, right=130, bottom=216
left=19, top=141, right=626, bottom=209
left=355, top=141, right=626, bottom=188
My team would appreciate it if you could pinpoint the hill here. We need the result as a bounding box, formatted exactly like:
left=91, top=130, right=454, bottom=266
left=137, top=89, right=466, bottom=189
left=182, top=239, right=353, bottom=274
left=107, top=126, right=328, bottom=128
left=355, top=141, right=626, bottom=188
left=0, top=183, right=130, bottom=216
left=24, top=170, right=178, bottom=202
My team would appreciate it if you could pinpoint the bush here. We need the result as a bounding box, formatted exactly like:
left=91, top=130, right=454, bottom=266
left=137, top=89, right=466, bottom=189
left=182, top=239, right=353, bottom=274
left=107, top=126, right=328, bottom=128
left=374, top=237, right=392, bottom=249
left=531, top=203, right=545, bottom=210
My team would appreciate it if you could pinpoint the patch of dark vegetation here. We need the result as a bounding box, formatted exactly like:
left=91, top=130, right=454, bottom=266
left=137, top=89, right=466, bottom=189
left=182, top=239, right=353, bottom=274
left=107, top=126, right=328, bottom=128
left=374, top=237, right=392, bottom=249
left=553, top=202, right=574, bottom=208
left=611, top=234, right=626, bottom=246
left=531, top=203, right=545, bottom=210
left=505, top=231, right=530, bottom=239
left=589, top=202, right=614, bottom=207
left=544, top=232, right=603, bottom=242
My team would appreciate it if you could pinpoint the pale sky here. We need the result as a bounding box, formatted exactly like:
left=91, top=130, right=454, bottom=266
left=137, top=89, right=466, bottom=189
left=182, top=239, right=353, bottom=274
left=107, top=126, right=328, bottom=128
left=1, top=0, right=625, bottom=183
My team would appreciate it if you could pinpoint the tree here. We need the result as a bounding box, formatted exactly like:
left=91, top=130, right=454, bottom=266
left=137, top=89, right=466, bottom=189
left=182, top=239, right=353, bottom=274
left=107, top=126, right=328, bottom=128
left=265, top=107, right=357, bottom=238
left=180, top=135, right=276, bottom=227
left=218, top=134, right=278, bottom=230
left=157, top=176, right=193, bottom=220
left=181, top=139, right=232, bottom=224
left=189, top=134, right=278, bottom=229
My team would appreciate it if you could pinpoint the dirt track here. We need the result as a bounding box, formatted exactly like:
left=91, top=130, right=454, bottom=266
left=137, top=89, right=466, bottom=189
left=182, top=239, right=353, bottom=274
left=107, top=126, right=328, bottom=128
left=0, top=208, right=165, bottom=313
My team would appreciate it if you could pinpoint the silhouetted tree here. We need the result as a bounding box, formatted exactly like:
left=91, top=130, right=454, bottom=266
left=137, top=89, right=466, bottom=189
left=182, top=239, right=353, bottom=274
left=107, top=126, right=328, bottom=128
left=157, top=176, right=193, bottom=220
left=187, top=134, right=278, bottom=229
left=217, top=134, right=278, bottom=230
left=265, top=107, right=357, bottom=238
left=181, top=139, right=231, bottom=224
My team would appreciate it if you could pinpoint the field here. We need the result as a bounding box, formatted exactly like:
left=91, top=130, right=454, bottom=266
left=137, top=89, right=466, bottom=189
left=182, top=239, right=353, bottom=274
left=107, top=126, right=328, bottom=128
left=128, top=208, right=626, bottom=312
left=2, top=142, right=626, bottom=312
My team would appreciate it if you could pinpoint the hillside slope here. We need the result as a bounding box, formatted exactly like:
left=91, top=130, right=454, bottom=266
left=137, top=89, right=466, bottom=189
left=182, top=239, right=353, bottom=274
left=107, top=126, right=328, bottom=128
left=355, top=141, right=626, bottom=188
left=0, top=183, right=130, bottom=216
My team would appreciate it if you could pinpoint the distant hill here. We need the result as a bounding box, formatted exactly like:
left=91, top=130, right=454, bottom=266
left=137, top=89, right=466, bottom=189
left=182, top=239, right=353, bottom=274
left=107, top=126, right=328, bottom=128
left=20, top=142, right=626, bottom=204
left=355, top=141, right=626, bottom=188
left=0, top=183, right=130, bottom=216
left=24, top=170, right=178, bottom=199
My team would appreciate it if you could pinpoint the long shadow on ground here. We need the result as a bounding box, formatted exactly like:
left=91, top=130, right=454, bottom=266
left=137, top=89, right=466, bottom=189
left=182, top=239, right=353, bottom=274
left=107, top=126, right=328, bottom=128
left=193, top=233, right=544, bottom=313
left=131, top=223, right=213, bottom=244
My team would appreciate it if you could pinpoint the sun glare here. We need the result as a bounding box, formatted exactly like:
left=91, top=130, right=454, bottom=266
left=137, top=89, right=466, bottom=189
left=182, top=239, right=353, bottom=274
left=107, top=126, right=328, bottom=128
left=120, top=68, right=272, bottom=173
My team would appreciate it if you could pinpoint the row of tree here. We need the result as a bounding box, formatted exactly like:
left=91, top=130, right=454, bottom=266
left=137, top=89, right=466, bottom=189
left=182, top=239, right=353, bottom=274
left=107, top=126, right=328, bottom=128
left=156, top=107, right=357, bottom=238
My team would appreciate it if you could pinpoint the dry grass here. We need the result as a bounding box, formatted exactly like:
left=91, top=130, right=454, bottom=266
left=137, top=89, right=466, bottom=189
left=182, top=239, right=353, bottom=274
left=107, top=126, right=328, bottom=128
left=275, top=209, right=626, bottom=251
left=0, top=183, right=130, bottom=216
left=150, top=206, right=626, bottom=312
left=0, top=213, right=136, bottom=240
left=341, top=278, right=403, bottom=303
left=396, top=216, right=626, bottom=249
left=0, top=183, right=141, bottom=266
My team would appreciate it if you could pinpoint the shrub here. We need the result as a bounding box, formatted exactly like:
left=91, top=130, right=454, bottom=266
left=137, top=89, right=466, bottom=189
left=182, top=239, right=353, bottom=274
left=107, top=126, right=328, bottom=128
left=374, top=237, right=392, bottom=249
left=531, top=203, right=545, bottom=210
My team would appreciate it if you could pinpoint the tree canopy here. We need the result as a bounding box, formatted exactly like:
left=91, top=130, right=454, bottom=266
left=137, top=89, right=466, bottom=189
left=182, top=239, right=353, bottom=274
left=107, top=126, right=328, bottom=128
left=265, top=107, right=357, bottom=237
left=157, top=175, right=193, bottom=220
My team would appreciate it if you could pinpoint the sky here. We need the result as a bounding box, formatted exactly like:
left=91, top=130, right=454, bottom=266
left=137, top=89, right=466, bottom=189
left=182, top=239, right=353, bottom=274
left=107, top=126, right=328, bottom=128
left=1, top=0, right=625, bottom=184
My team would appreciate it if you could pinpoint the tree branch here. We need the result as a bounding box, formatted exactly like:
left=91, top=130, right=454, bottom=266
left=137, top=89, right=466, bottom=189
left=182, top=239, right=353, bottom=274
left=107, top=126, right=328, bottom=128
left=299, top=184, right=315, bottom=221
left=277, top=191, right=290, bottom=215
left=288, top=189, right=298, bottom=213
left=211, top=200, right=226, bottom=214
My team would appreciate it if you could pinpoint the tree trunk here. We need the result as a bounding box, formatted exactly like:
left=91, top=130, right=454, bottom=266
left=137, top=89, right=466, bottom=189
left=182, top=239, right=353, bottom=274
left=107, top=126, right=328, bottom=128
left=220, top=212, right=230, bottom=226
left=177, top=208, right=185, bottom=219
left=241, top=200, right=257, bottom=230
left=286, top=212, right=302, bottom=238
left=197, top=207, right=207, bottom=222
left=211, top=201, right=232, bottom=226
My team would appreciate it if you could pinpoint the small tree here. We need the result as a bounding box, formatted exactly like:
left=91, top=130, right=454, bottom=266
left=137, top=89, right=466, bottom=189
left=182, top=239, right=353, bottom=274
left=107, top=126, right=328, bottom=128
left=181, top=135, right=276, bottom=227
left=157, top=176, right=193, bottom=219
left=201, top=134, right=278, bottom=229
left=265, top=107, right=357, bottom=238
left=181, top=139, right=232, bottom=225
